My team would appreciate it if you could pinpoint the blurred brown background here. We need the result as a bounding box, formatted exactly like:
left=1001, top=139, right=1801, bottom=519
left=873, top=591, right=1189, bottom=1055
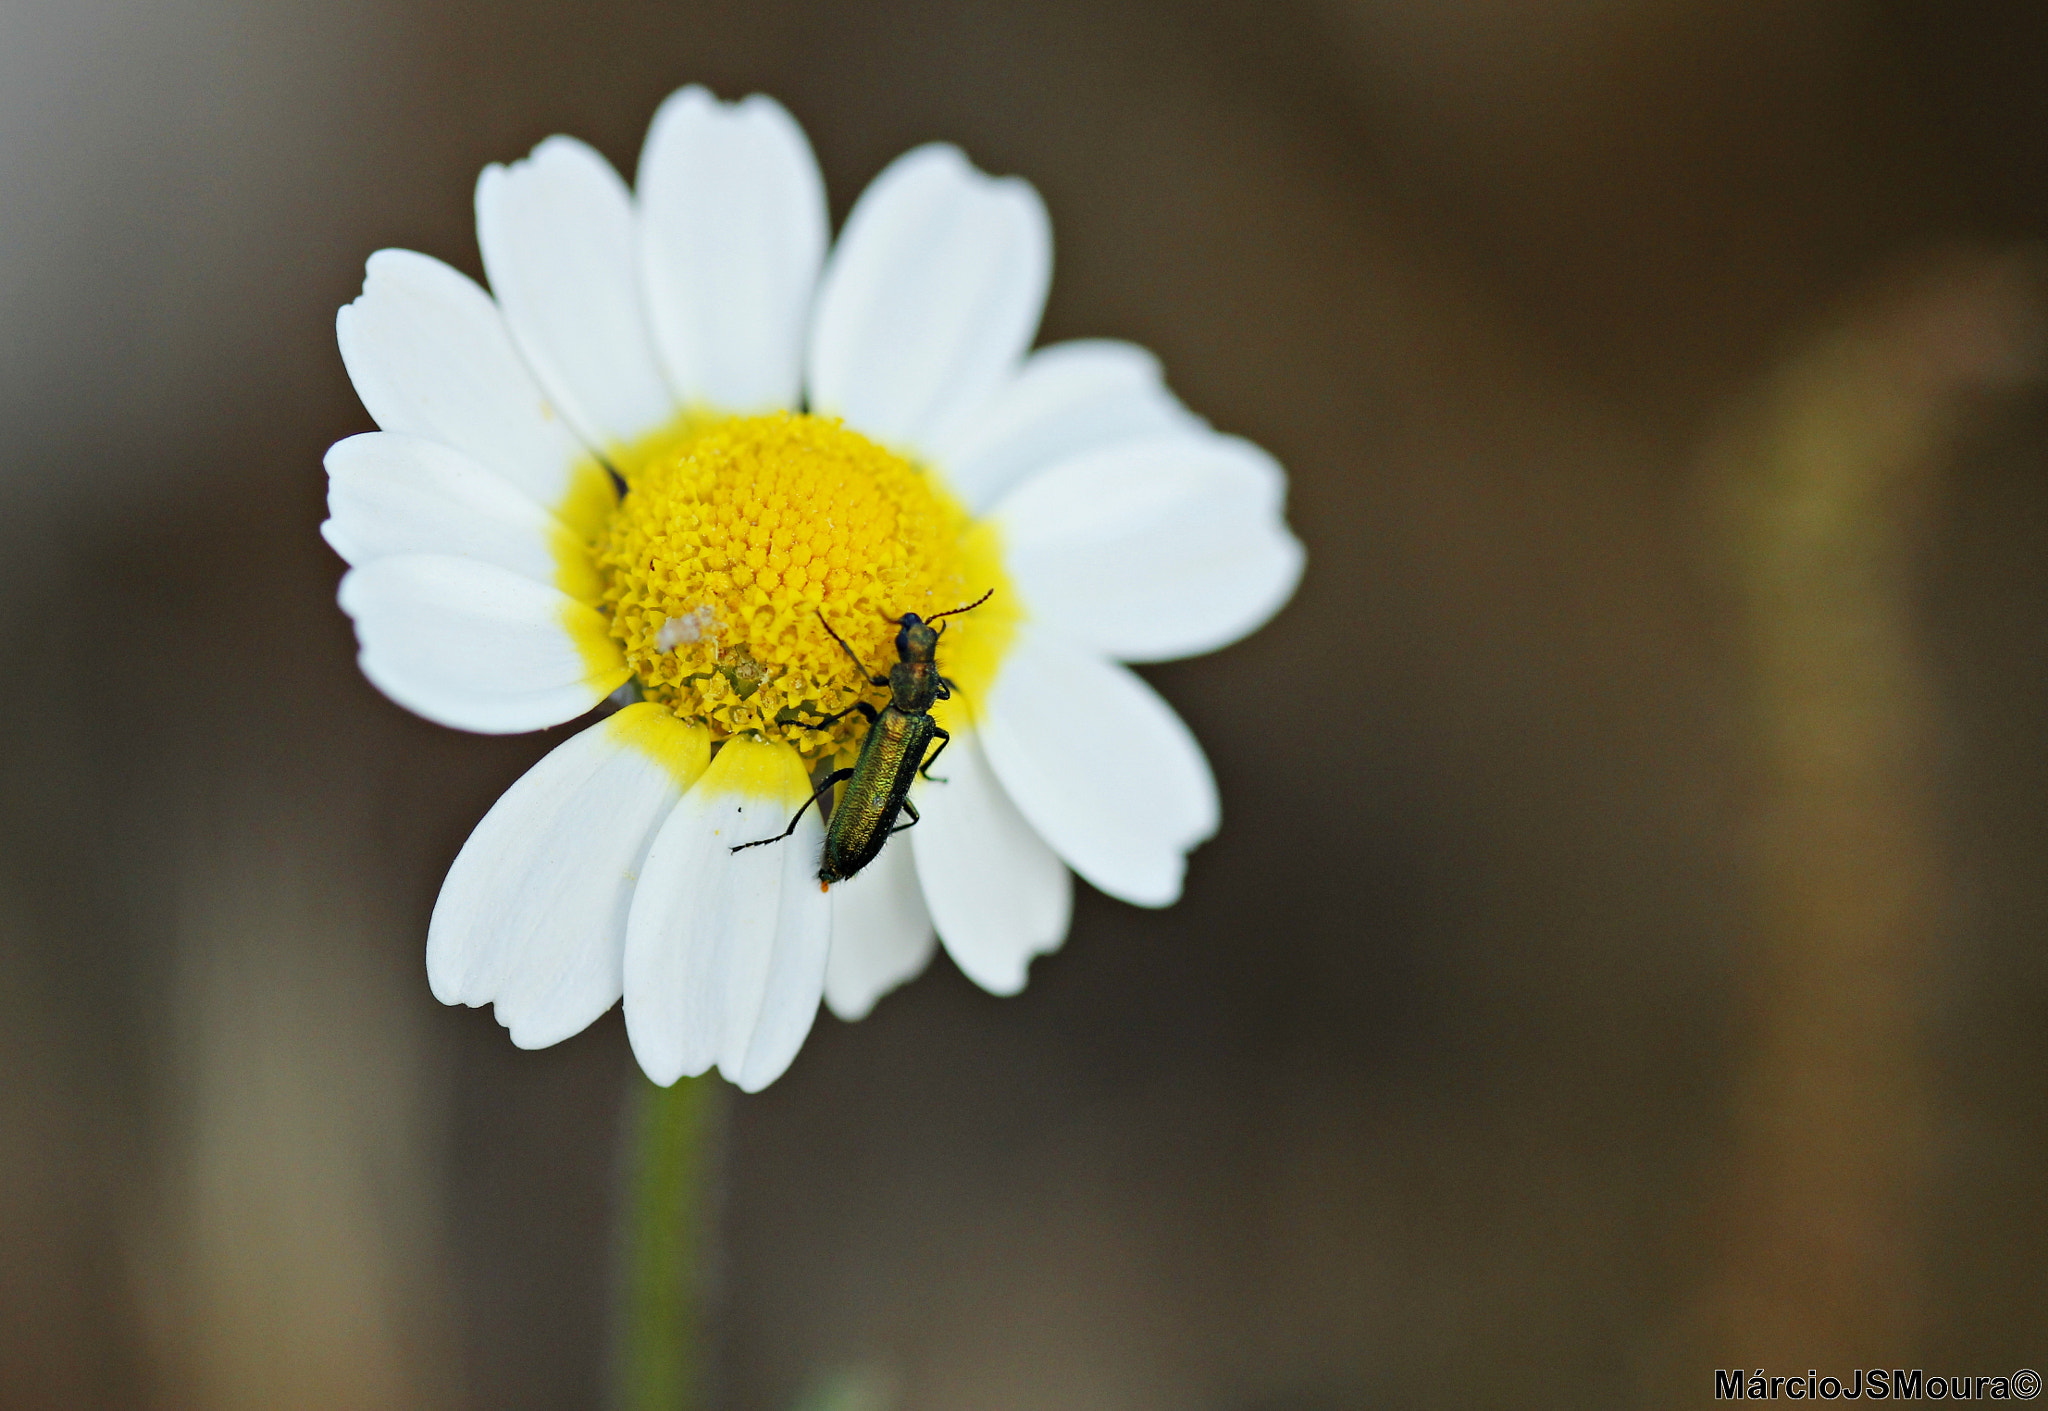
left=5, top=0, right=2048, bottom=1406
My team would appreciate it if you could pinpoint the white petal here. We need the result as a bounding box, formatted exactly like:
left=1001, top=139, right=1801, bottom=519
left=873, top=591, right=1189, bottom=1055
left=824, top=839, right=936, bottom=1021
left=637, top=87, right=827, bottom=414
left=926, top=341, right=1203, bottom=513
left=337, top=554, right=629, bottom=734
left=909, top=727, right=1070, bottom=995
left=623, top=739, right=831, bottom=1091
left=995, top=431, right=1305, bottom=662
left=321, top=431, right=602, bottom=603
left=335, top=249, right=616, bottom=536
left=427, top=705, right=711, bottom=1049
left=806, top=144, right=1050, bottom=455
left=476, top=136, right=678, bottom=453
left=978, top=627, right=1219, bottom=908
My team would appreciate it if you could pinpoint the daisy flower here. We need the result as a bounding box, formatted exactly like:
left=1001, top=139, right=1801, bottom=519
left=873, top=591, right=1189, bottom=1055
left=326, top=87, right=1304, bottom=1091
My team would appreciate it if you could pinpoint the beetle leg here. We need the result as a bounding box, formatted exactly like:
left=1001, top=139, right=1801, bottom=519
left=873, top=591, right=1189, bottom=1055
left=917, top=726, right=951, bottom=782
left=729, top=768, right=855, bottom=854
left=786, top=700, right=878, bottom=732
left=887, top=798, right=921, bottom=835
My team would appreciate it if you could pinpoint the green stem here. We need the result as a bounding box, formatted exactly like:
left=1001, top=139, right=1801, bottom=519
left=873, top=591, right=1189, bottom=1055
left=613, top=1072, right=720, bottom=1411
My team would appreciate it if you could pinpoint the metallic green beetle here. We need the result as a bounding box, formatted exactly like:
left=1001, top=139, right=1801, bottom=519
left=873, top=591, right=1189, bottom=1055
left=730, top=590, right=992, bottom=884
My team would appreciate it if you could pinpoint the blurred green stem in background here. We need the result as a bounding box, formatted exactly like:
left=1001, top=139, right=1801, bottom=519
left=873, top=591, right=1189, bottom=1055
left=1668, top=251, right=2042, bottom=1384
left=613, top=1073, right=721, bottom=1411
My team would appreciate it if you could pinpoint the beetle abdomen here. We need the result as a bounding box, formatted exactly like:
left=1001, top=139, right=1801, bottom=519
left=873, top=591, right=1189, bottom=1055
left=820, top=707, right=936, bottom=883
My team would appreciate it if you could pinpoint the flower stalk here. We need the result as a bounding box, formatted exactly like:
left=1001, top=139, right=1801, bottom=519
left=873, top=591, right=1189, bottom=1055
left=614, top=1072, right=720, bottom=1411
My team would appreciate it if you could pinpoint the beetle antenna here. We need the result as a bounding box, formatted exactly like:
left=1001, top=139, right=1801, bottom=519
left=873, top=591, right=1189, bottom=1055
left=816, top=609, right=876, bottom=680
left=927, top=588, right=994, bottom=622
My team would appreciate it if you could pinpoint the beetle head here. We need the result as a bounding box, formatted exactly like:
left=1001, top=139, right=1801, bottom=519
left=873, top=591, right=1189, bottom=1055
left=894, top=613, right=939, bottom=663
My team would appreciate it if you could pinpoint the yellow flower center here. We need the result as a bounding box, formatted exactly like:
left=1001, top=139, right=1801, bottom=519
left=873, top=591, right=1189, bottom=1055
left=596, top=412, right=1014, bottom=760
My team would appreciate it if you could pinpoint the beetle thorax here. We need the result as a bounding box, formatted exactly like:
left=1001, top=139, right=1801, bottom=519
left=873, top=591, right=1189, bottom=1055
left=889, top=659, right=941, bottom=714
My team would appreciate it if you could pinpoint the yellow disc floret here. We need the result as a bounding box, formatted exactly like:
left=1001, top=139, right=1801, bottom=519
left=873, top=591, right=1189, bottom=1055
left=597, top=412, right=1014, bottom=759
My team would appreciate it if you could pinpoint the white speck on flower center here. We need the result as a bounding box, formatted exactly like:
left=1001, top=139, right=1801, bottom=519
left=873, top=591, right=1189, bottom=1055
left=656, top=606, right=719, bottom=652
left=597, top=412, right=1016, bottom=760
